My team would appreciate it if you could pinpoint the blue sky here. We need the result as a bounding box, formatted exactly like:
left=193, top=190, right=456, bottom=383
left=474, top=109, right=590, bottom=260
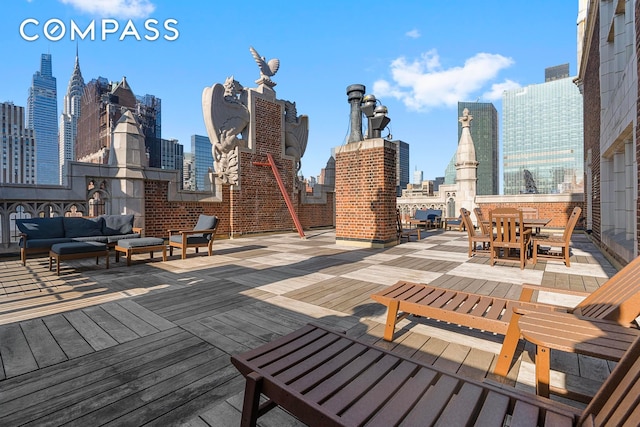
left=1, top=0, right=580, bottom=183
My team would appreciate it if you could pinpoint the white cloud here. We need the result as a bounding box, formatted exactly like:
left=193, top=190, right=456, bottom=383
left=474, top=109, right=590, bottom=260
left=59, top=0, right=155, bottom=18
left=374, top=50, right=515, bottom=111
left=482, top=79, right=521, bottom=101
left=405, top=29, right=421, bottom=39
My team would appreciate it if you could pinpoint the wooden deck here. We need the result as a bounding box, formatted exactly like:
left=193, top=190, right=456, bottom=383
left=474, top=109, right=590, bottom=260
left=0, top=229, right=621, bottom=426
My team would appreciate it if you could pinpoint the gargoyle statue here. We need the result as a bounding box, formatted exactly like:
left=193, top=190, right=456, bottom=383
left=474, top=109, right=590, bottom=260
left=202, top=76, right=250, bottom=185
left=250, top=46, right=280, bottom=87
left=284, top=100, right=309, bottom=172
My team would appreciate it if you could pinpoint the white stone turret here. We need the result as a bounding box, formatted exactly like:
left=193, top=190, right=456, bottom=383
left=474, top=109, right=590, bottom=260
left=455, top=108, right=478, bottom=216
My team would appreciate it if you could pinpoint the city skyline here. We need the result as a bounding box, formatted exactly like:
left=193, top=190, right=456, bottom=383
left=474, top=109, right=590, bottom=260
left=1, top=1, right=580, bottom=184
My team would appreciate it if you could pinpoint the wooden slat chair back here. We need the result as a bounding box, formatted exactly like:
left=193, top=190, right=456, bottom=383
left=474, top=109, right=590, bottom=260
left=532, top=206, right=581, bottom=267
left=578, top=331, right=640, bottom=426
left=521, top=206, right=539, bottom=219
left=489, top=208, right=531, bottom=269
left=473, top=207, right=490, bottom=235
left=396, top=209, right=420, bottom=242
left=572, top=254, right=640, bottom=325
left=460, top=208, right=490, bottom=257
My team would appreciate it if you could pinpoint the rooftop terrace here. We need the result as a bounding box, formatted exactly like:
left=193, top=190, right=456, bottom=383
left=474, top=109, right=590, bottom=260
left=0, top=227, right=619, bottom=426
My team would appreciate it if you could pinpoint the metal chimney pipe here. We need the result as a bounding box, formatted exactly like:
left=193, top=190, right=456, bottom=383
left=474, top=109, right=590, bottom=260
left=346, top=84, right=365, bottom=143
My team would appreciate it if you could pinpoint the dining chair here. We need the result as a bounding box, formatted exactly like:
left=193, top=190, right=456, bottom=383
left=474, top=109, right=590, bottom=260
left=532, top=206, right=582, bottom=267
left=489, top=208, right=531, bottom=269
left=461, top=208, right=490, bottom=257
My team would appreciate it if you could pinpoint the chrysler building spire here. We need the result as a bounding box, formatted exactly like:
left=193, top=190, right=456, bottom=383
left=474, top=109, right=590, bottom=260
left=58, top=47, right=85, bottom=185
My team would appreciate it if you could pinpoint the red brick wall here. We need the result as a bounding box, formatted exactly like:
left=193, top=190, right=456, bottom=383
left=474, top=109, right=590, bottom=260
left=230, top=96, right=297, bottom=235
left=143, top=180, right=231, bottom=238
left=476, top=201, right=585, bottom=229
left=142, top=93, right=335, bottom=238
left=335, top=141, right=397, bottom=245
left=298, top=192, right=335, bottom=228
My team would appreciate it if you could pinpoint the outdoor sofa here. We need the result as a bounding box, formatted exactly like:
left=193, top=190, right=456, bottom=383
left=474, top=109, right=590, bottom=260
left=16, top=214, right=142, bottom=265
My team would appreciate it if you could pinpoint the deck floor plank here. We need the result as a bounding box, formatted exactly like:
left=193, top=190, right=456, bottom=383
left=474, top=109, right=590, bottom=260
left=20, top=318, right=68, bottom=368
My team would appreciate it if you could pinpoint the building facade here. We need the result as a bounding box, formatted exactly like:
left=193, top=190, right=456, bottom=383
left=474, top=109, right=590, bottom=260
left=502, top=68, right=584, bottom=195
left=58, top=52, right=85, bottom=186
left=444, top=101, right=499, bottom=196
left=182, top=152, right=195, bottom=191
left=576, top=0, right=638, bottom=264
left=191, top=134, right=213, bottom=191
left=1, top=102, right=36, bottom=184
left=26, top=53, right=58, bottom=185
left=75, top=77, right=161, bottom=167
left=76, top=77, right=137, bottom=164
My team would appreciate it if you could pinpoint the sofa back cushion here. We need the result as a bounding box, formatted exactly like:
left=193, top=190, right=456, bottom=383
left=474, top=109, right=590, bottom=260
left=192, top=214, right=218, bottom=239
left=63, top=217, right=104, bottom=238
left=101, top=214, right=134, bottom=236
left=16, top=217, right=65, bottom=239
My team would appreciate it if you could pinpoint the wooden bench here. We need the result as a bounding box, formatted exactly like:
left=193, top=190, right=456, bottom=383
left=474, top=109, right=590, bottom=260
left=370, top=255, right=640, bottom=397
left=231, top=323, right=640, bottom=426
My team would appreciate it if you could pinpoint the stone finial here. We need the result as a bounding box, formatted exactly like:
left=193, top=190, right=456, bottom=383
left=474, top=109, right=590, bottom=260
left=459, top=108, right=473, bottom=128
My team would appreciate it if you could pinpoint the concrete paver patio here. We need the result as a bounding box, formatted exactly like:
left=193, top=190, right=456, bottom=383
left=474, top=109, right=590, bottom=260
left=0, top=228, right=621, bottom=426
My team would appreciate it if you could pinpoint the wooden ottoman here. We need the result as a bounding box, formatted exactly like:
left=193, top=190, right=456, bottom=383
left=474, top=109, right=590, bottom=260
left=115, top=237, right=166, bottom=266
left=49, top=241, right=109, bottom=276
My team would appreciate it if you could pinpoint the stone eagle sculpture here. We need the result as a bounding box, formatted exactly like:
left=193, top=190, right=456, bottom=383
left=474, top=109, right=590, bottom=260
left=202, top=76, right=250, bottom=185
left=250, top=46, right=280, bottom=87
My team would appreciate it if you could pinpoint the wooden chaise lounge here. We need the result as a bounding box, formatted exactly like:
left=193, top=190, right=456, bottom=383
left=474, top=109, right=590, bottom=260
left=370, top=255, right=640, bottom=397
left=231, top=323, right=640, bottom=426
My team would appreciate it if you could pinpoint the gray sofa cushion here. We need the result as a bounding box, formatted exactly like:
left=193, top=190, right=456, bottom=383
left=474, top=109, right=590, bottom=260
left=22, top=237, right=73, bottom=249
left=106, top=233, right=141, bottom=244
left=63, top=217, right=104, bottom=238
left=16, top=217, right=65, bottom=239
left=101, top=214, right=134, bottom=236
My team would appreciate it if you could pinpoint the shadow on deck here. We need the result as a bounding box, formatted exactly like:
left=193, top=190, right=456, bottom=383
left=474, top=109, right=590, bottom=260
left=0, top=229, right=618, bottom=425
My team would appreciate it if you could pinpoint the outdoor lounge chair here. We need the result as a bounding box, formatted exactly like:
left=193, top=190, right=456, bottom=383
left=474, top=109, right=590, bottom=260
left=168, top=214, right=219, bottom=259
left=532, top=206, right=581, bottom=267
left=370, top=254, right=640, bottom=397
left=231, top=322, right=640, bottom=426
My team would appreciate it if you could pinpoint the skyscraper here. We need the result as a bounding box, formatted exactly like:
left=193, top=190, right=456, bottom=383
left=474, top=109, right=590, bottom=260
left=391, top=140, right=410, bottom=196
left=27, top=53, right=58, bottom=185
left=191, top=134, right=213, bottom=191
left=59, top=50, right=85, bottom=185
left=136, top=94, right=162, bottom=168
left=444, top=102, right=499, bottom=195
left=502, top=65, right=583, bottom=195
left=1, top=102, right=36, bottom=184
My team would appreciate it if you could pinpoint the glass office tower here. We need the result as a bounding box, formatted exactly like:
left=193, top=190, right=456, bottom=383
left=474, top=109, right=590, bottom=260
left=502, top=70, right=583, bottom=194
left=191, top=134, right=213, bottom=191
left=27, top=53, right=59, bottom=185
left=444, top=102, right=499, bottom=195
left=391, top=140, right=410, bottom=196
